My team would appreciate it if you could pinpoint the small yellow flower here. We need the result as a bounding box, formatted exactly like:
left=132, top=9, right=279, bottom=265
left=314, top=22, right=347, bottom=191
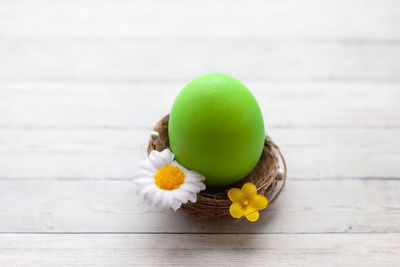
left=227, top=182, right=268, bottom=222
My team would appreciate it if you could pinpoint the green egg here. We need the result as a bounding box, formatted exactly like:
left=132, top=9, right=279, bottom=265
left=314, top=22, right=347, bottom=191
left=168, top=73, right=265, bottom=186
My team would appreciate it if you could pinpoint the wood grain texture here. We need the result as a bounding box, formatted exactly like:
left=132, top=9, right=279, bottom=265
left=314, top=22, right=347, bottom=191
left=0, top=179, right=398, bottom=233
left=0, top=234, right=399, bottom=266
left=1, top=40, right=400, bottom=82
left=2, top=1, right=399, bottom=82
left=1, top=0, right=399, bottom=40
left=0, top=128, right=399, bottom=179
left=1, top=82, right=399, bottom=129
left=1, top=0, right=400, bottom=264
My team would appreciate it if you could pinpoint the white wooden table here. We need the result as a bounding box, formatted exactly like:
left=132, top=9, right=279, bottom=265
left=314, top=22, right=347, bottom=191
left=1, top=0, right=399, bottom=266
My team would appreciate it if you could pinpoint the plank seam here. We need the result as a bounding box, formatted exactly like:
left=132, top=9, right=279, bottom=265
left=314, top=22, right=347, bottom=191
left=0, top=232, right=398, bottom=235
left=1, top=125, right=400, bottom=130
left=0, top=177, right=399, bottom=181
left=2, top=78, right=400, bottom=84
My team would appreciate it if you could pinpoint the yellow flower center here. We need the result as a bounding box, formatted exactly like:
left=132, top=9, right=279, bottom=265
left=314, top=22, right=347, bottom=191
left=154, top=165, right=185, bottom=190
left=241, top=199, right=250, bottom=209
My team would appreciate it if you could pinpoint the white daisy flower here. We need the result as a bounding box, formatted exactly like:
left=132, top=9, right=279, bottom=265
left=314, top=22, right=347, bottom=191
left=134, top=149, right=206, bottom=211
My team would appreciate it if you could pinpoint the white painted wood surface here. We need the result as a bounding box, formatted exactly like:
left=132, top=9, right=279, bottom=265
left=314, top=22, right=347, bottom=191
left=1, top=128, right=399, bottom=179
left=0, top=179, right=399, bottom=233
left=0, top=0, right=399, bottom=265
left=1, top=234, right=399, bottom=266
left=1, top=82, right=399, bottom=129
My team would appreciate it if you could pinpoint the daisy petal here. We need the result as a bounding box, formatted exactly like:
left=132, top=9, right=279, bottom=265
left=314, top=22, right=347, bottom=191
left=153, top=199, right=165, bottom=210
left=159, top=149, right=174, bottom=165
left=190, top=181, right=206, bottom=191
left=138, top=160, right=157, bottom=173
left=187, top=191, right=197, bottom=203
left=142, top=188, right=156, bottom=204
left=160, top=191, right=172, bottom=209
left=197, top=182, right=206, bottom=191
left=185, top=175, right=204, bottom=184
left=172, top=161, right=188, bottom=171
left=134, top=150, right=206, bottom=211
left=136, top=169, right=154, bottom=178
left=181, top=183, right=201, bottom=193
left=173, top=189, right=189, bottom=204
left=171, top=199, right=182, bottom=211
left=150, top=189, right=163, bottom=206
left=185, top=170, right=205, bottom=181
left=136, top=184, right=155, bottom=195
left=148, top=150, right=166, bottom=169
left=184, top=180, right=206, bottom=191
left=133, top=177, right=153, bottom=185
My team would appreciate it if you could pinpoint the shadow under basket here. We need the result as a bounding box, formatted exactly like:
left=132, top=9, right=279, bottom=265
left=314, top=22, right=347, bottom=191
left=147, top=114, right=287, bottom=219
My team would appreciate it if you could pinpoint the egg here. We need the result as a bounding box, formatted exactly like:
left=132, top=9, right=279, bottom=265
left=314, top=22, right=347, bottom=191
left=168, top=73, right=265, bottom=186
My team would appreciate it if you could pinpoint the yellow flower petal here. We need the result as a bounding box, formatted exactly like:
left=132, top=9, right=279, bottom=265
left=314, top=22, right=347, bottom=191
left=244, top=206, right=259, bottom=222
left=229, top=202, right=245, bottom=218
left=227, top=188, right=245, bottom=202
left=241, top=182, right=257, bottom=196
left=250, top=194, right=268, bottom=210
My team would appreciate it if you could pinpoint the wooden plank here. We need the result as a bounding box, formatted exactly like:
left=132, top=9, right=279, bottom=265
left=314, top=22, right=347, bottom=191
left=0, top=128, right=399, bottom=179
left=1, top=82, right=399, bottom=129
left=0, top=234, right=399, bottom=266
left=0, top=0, right=399, bottom=40
left=0, top=179, right=399, bottom=233
left=1, top=40, right=399, bottom=82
